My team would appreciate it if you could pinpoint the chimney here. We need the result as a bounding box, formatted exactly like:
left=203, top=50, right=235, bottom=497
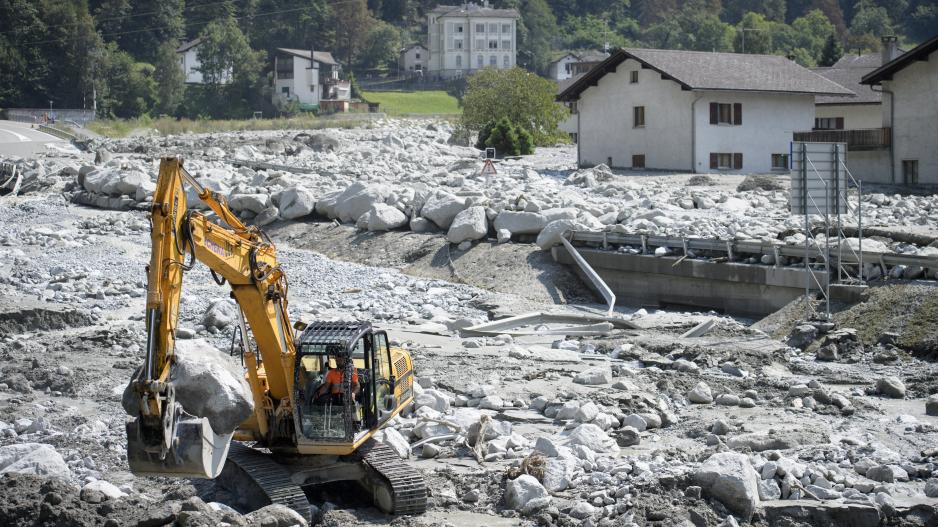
left=881, top=36, right=899, bottom=65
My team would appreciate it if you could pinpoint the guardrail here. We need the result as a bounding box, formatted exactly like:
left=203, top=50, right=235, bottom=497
left=38, top=124, right=77, bottom=141
left=560, top=235, right=616, bottom=315
left=793, top=128, right=891, bottom=151
left=567, top=230, right=938, bottom=277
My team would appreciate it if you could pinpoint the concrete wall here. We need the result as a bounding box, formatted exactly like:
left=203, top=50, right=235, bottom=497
left=577, top=59, right=695, bottom=170
left=400, top=46, right=428, bottom=73
left=845, top=149, right=892, bottom=184
left=549, top=55, right=578, bottom=81
left=815, top=103, right=882, bottom=129
left=692, top=92, right=815, bottom=174
left=427, top=15, right=516, bottom=78
left=883, top=51, right=938, bottom=184
left=552, top=246, right=827, bottom=317
left=273, top=56, right=320, bottom=107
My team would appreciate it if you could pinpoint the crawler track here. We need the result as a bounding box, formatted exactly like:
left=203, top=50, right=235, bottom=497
left=225, top=442, right=313, bottom=520
left=358, top=440, right=428, bottom=514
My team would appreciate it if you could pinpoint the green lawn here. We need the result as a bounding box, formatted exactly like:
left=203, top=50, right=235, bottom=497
left=362, top=90, right=461, bottom=116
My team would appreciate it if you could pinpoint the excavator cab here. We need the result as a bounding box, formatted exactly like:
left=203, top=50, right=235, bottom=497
left=294, top=321, right=396, bottom=444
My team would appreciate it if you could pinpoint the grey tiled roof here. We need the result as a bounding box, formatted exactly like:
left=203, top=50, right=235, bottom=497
left=277, top=48, right=338, bottom=66
left=431, top=4, right=520, bottom=18
left=176, top=37, right=203, bottom=53
left=559, top=48, right=855, bottom=101
left=813, top=65, right=882, bottom=104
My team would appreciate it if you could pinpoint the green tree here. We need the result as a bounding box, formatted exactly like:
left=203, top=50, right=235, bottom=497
left=734, top=12, right=773, bottom=53
left=563, top=15, right=628, bottom=50
left=356, top=20, right=401, bottom=72
left=461, top=67, right=568, bottom=145
left=818, top=33, right=843, bottom=66
left=518, top=0, right=558, bottom=75
left=153, top=40, right=185, bottom=116
left=907, top=1, right=938, bottom=41
left=248, top=0, right=335, bottom=60
left=194, top=17, right=265, bottom=118
left=96, top=43, right=157, bottom=118
left=850, top=1, right=893, bottom=37
left=792, top=9, right=835, bottom=60
left=334, top=0, right=375, bottom=68
left=485, top=118, right=521, bottom=156
left=723, top=0, right=786, bottom=23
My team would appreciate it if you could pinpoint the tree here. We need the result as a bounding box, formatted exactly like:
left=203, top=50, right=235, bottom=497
left=792, top=9, right=835, bottom=60
left=563, top=15, right=628, bottom=50
left=356, top=20, right=401, bottom=72
left=461, top=67, right=568, bottom=145
left=517, top=0, right=558, bottom=75
left=850, top=1, right=893, bottom=38
left=907, top=1, right=938, bottom=41
left=334, top=0, right=375, bottom=69
left=96, top=43, right=156, bottom=118
left=247, top=0, right=335, bottom=61
left=194, top=17, right=265, bottom=118
left=734, top=12, right=773, bottom=53
left=723, top=0, right=786, bottom=23
left=818, top=33, right=843, bottom=66
left=153, top=40, right=185, bottom=116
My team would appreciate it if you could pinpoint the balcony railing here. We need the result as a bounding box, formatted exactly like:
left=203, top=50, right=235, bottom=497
left=793, top=127, right=891, bottom=151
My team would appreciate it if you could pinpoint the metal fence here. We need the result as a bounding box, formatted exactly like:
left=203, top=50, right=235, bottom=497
left=4, top=108, right=96, bottom=126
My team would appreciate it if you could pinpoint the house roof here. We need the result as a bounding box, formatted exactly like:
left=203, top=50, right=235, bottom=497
left=558, top=48, right=855, bottom=101
left=401, top=43, right=427, bottom=53
left=430, top=3, right=520, bottom=18
left=812, top=57, right=882, bottom=105
left=575, top=51, right=609, bottom=63
left=549, top=52, right=579, bottom=65
left=276, top=48, right=338, bottom=66
left=176, top=37, right=203, bottom=53
left=861, top=33, right=938, bottom=85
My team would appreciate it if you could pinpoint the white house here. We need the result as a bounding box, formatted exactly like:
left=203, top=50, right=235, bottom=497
left=861, top=33, right=938, bottom=185
left=548, top=53, right=580, bottom=81
left=399, top=44, right=429, bottom=75
left=557, top=48, right=853, bottom=173
left=176, top=37, right=231, bottom=85
left=272, top=48, right=349, bottom=111
left=427, top=2, right=520, bottom=79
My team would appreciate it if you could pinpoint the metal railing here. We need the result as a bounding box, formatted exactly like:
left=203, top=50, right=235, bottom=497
left=793, top=128, right=891, bottom=150
left=561, top=235, right=616, bottom=316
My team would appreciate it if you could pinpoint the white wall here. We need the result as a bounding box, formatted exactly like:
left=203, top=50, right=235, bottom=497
left=272, top=55, right=320, bottom=106
left=884, top=53, right=938, bottom=184
left=427, top=15, right=516, bottom=77
left=400, top=46, right=428, bottom=72
left=179, top=47, right=231, bottom=85
left=577, top=59, right=694, bottom=170
left=846, top=150, right=892, bottom=183
left=549, top=55, right=578, bottom=81
left=815, top=103, right=882, bottom=129
left=693, top=92, right=815, bottom=174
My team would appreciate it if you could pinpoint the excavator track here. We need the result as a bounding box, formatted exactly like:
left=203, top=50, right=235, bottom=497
left=358, top=440, right=428, bottom=515
left=224, top=442, right=313, bottom=520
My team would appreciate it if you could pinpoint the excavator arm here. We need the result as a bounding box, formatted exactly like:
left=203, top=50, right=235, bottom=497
left=126, top=157, right=297, bottom=478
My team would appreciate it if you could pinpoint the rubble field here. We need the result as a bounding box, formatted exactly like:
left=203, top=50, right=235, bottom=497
left=1, top=118, right=937, bottom=527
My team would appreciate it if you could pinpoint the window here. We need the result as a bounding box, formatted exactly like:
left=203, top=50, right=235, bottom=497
left=281, top=86, right=290, bottom=96
left=903, top=160, right=919, bottom=185
left=477, top=54, right=483, bottom=67
left=502, top=23, right=511, bottom=33
left=490, top=55, right=497, bottom=66
left=489, top=23, right=498, bottom=33
left=710, top=153, right=743, bottom=170
left=503, top=55, right=509, bottom=67
left=476, top=23, right=485, bottom=33
left=772, top=154, right=789, bottom=170
left=815, top=117, right=844, bottom=130
left=415, top=52, right=420, bottom=59
left=633, top=106, right=645, bottom=127
left=455, top=23, right=464, bottom=33
left=632, top=155, right=645, bottom=168
left=569, top=101, right=577, bottom=114
left=502, top=39, right=511, bottom=50
left=454, top=39, right=463, bottom=49
left=415, top=64, right=422, bottom=72
left=476, top=39, right=484, bottom=49
left=489, top=40, right=498, bottom=49
left=456, top=55, right=462, bottom=68
left=710, top=102, right=742, bottom=125
left=630, top=70, right=638, bottom=84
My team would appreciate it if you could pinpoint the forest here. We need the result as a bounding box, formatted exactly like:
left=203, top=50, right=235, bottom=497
left=0, top=0, right=934, bottom=119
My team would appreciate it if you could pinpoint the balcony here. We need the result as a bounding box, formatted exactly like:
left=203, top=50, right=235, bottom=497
left=793, top=127, right=891, bottom=151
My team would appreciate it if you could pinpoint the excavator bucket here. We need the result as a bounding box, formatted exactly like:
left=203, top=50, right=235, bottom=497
left=126, top=402, right=232, bottom=479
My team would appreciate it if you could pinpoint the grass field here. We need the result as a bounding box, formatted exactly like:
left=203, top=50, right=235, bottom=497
left=87, top=114, right=373, bottom=138
left=362, top=90, right=461, bottom=116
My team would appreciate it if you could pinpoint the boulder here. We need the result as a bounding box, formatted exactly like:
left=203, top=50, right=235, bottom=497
left=688, top=382, right=713, bottom=404
left=228, top=193, right=270, bottom=214
left=840, top=238, right=890, bottom=254
left=367, top=203, right=408, bottom=231
left=494, top=211, right=547, bottom=235
left=573, top=367, right=611, bottom=385
left=82, top=480, right=127, bottom=500
left=334, top=183, right=391, bottom=223
left=374, top=427, right=410, bottom=459
left=314, top=190, right=342, bottom=218
left=542, top=456, right=576, bottom=492
left=695, top=452, right=760, bottom=518
left=278, top=187, right=316, bottom=219
left=244, top=504, right=309, bottom=527
left=536, top=219, right=585, bottom=250
left=122, top=339, right=254, bottom=435
left=787, top=324, right=817, bottom=350
left=566, top=423, right=619, bottom=454
left=446, top=206, right=488, bottom=243
left=927, top=394, right=938, bottom=416
left=866, top=464, right=908, bottom=483
left=875, top=377, right=906, bottom=398
left=414, top=389, right=450, bottom=413
left=201, top=299, right=239, bottom=329
left=0, top=443, right=70, bottom=477
left=422, top=192, right=467, bottom=229
left=504, top=475, right=550, bottom=512
left=925, top=478, right=938, bottom=498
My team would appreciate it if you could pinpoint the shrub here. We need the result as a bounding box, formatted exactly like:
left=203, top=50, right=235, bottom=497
left=485, top=117, right=521, bottom=156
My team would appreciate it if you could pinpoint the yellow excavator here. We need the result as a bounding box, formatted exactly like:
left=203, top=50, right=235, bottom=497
left=124, top=157, right=426, bottom=519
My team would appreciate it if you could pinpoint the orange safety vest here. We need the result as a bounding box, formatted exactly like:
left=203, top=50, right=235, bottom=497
left=324, top=368, right=358, bottom=394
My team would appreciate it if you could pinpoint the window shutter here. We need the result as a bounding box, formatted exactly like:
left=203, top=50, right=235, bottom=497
left=709, top=103, right=718, bottom=124
left=733, top=103, right=742, bottom=125
left=733, top=153, right=743, bottom=170
left=710, top=153, right=718, bottom=169
left=814, top=118, right=820, bottom=130
left=835, top=117, right=844, bottom=129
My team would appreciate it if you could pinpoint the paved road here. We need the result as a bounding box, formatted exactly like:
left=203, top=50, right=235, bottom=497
left=0, top=120, right=64, bottom=157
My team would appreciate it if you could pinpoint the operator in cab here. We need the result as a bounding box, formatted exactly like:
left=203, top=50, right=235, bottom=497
left=314, top=355, right=359, bottom=404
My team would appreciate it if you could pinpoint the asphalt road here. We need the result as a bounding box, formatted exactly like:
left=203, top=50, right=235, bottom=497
left=0, top=120, right=64, bottom=157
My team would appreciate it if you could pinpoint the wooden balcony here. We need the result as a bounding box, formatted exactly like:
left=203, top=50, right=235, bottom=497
left=793, top=127, right=891, bottom=151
